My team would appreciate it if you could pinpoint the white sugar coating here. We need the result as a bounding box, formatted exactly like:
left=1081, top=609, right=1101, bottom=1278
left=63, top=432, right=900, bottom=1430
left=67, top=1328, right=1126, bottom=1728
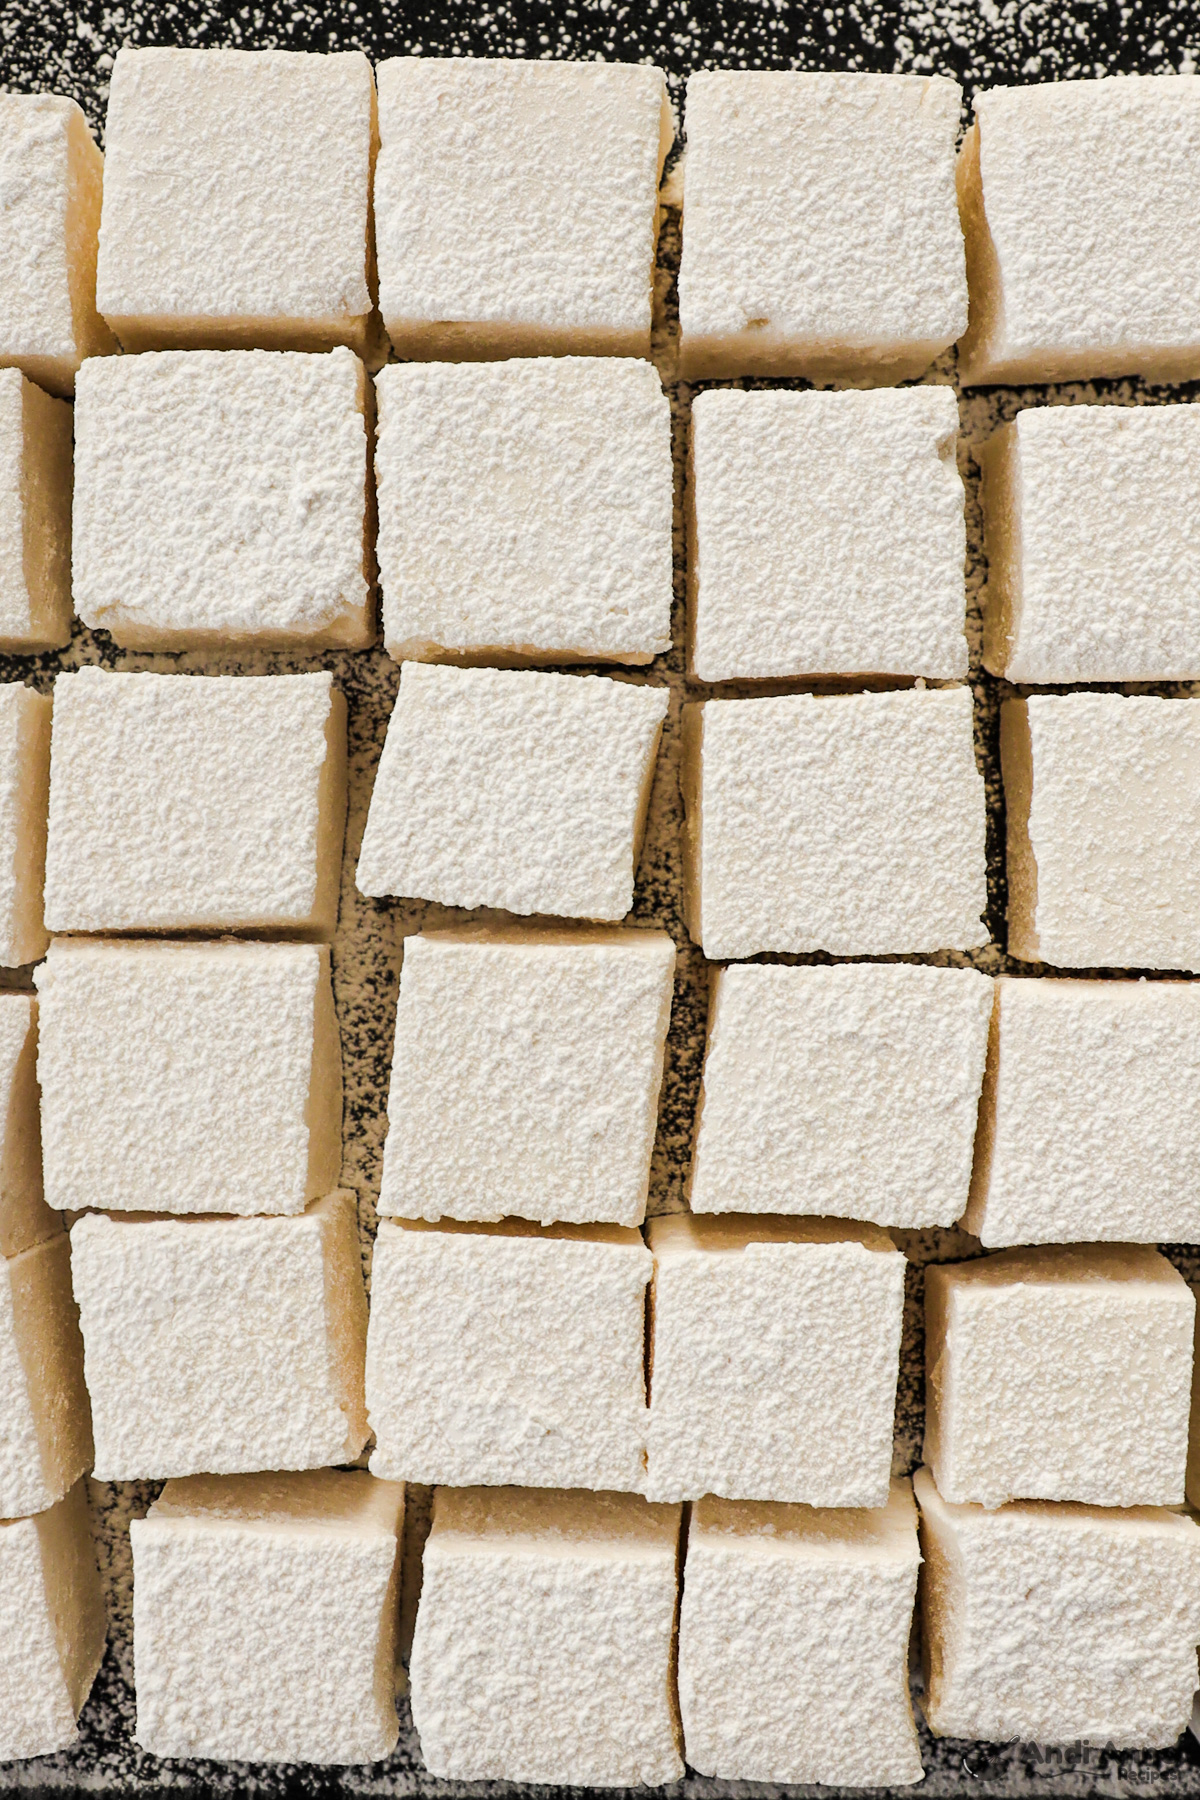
left=357, top=664, right=669, bottom=921
left=375, top=358, right=672, bottom=665
left=691, top=962, right=992, bottom=1229
left=677, top=1482, right=923, bottom=1787
left=690, top=386, right=967, bottom=682
left=71, top=1193, right=368, bottom=1482
left=0, top=1484, right=106, bottom=1763
left=410, top=1486, right=683, bottom=1786
left=0, top=996, right=54, bottom=1259
left=0, top=369, right=72, bottom=651
left=44, top=670, right=348, bottom=936
left=380, top=928, right=675, bottom=1228
left=0, top=683, right=49, bottom=969
left=366, top=1220, right=651, bottom=1490
left=0, top=93, right=115, bottom=396
left=959, top=79, right=1200, bottom=386
left=916, top=1467, right=1200, bottom=1748
left=375, top=58, right=670, bottom=360
left=682, top=685, right=987, bottom=960
left=678, top=72, right=967, bottom=380
left=924, top=1247, right=1193, bottom=1509
left=132, top=1470, right=404, bottom=1765
left=0, top=1233, right=91, bottom=1518
left=645, top=1215, right=905, bottom=1507
left=1003, top=693, right=1200, bottom=971
left=35, top=938, right=341, bottom=1216
left=72, top=350, right=372, bottom=650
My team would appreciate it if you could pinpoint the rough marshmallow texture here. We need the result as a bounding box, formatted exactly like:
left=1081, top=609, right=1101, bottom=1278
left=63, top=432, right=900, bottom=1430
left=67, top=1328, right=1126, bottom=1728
left=925, top=1247, right=1193, bottom=1509
left=375, top=358, right=671, bottom=665
left=0, top=683, right=49, bottom=967
left=0, top=369, right=72, bottom=650
left=0, top=995, right=55, bottom=1260
left=36, top=938, right=341, bottom=1216
left=44, top=670, right=347, bottom=937
left=646, top=1214, right=905, bottom=1506
left=97, top=48, right=375, bottom=353
left=72, top=350, right=372, bottom=649
left=0, top=1232, right=91, bottom=1518
left=916, top=1466, right=1200, bottom=1747
left=410, top=1486, right=682, bottom=1786
left=1002, top=693, right=1200, bottom=971
left=0, top=1484, right=106, bottom=1762
left=683, top=685, right=987, bottom=960
left=958, top=79, right=1200, bottom=385
left=357, top=664, right=669, bottom=921
left=690, top=386, right=966, bottom=682
left=375, top=58, right=670, bottom=359
left=380, top=928, right=675, bottom=1228
left=678, top=1482, right=923, bottom=1787
left=691, top=962, right=992, bottom=1229
left=678, top=72, right=967, bottom=380
left=132, top=1470, right=404, bottom=1765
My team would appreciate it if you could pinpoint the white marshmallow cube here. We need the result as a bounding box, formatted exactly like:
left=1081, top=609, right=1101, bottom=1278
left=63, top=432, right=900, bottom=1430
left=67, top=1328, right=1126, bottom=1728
left=0, top=369, right=72, bottom=650
left=132, top=1470, right=404, bottom=1765
left=0, top=683, right=49, bottom=968
left=358, top=664, right=668, bottom=921
left=0, top=996, right=55, bottom=1259
left=0, top=1483, right=106, bottom=1762
left=35, top=938, right=341, bottom=1216
left=410, top=1486, right=682, bottom=1786
left=0, top=1231, right=91, bottom=1518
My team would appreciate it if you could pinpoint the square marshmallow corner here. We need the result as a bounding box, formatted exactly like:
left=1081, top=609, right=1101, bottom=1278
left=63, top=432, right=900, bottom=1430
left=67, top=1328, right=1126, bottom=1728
left=0, top=1483, right=106, bottom=1762
left=410, top=1486, right=682, bottom=1786
left=375, top=58, right=671, bottom=360
left=35, top=938, right=341, bottom=1217
left=0, top=682, right=50, bottom=968
left=72, top=350, right=373, bottom=650
left=0, top=368, right=72, bottom=651
left=375, top=358, right=671, bottom=665
left=0, top=1230, right=92, bottom=1519
left=132, top=1470, right=404, bottom=1765
left=678, top=72, right=967, bottom=381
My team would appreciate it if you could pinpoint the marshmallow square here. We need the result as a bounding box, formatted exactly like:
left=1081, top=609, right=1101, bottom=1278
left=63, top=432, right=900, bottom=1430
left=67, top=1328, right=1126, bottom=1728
left=678, top=72, right=967, bottom=381
left=0, top=370, right=72, bottom=650
left=96, top=48, right=375, bottom=354
left=35, top=938, right=341, bottom=1216
left=375, top=59, right=670, bottom=360
left=959, top=79, right=1200, bottom=386
left=916, top=1466, right=1200, bottom=1748
left=72, top=1193, right=368, bottom=1482
left=0, top=683, right=50, bottom=968
left=690, top=386, right=966, bottom=682
left=44, top=670, right=347, bottom=937
left=925, top=1247, right=1193, bottom=1508
left=691, top=962, right=992, bottom=1229
left=410, top=1486, right=682, bottom=1786
left=357, top=665, right=668, bottom=921
left=0, top=1484, right=106, bottom=1762
left=645, top=1215, right=905, bottom=1506
left=0, top=1232, right=91, bottom=1518
left=682, top=685, right=987, bottom=960
left=366, top=1220, right=651, bottom=1491
left=72, top=349, right=372, bottom=650
left=678, top=1483, right=923, bottom=1786
left=375, top=358, right=672, bottom=665
left=381, top=928, right=675, bottom=1228
left=131, top=1470, right=404, bottom=1765
left=0, top=996, right=54, bottom=1259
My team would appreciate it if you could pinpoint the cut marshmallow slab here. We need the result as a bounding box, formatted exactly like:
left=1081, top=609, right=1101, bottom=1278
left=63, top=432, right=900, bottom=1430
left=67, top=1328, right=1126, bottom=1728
left=0, top=369, right=72, bottom=651
left=35, top=938, right=341, bottom=1216
left=375, top=358, right=672, bottom=665
left=959, top=78, right=1200, bottom=386
left=72, top=1194, right=368, bottom=1482
left=678, top=1482, right=923, bottom=1787
left=380, top=928, right=675, bottom=1228
left=925, top=1247, right=1193, bottom=1508
left=0, top=683, right=50, bottom=968
left=366, top=1220, right=651, bottom=1491
left=132, top=1470, right=404, bottom=1765
left=691, top=962, right=992, bottom=1229
left=358, top=665, right=668, bottom=921
left=410, top=1486, right=682, bottom=1786
left=683, top=685, right=987, bottom=960
left=0, top=1231, right=91, bottom=1518
left=0, top=996, right=55, bottom=1260
left=0, top=94, right=115, bottom=396
left=1003, top=693, right=1200, bottom=971
left=375, top=58, right=670, bottom=360
left=916, top=1466, right=1200, bottom=1748
left=97, top=48, right=375, bottom=354
left=44, top=670, right=347, bottom=937
left=0, top=1483, right=106, bottom=1762
left=72, top=350, right=372, bottom=650
left=690, top=386, right=966, bottom=682
left=678, top=72, right=967, bottom=380
left=645, top=1214, right=905, bottom=1506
